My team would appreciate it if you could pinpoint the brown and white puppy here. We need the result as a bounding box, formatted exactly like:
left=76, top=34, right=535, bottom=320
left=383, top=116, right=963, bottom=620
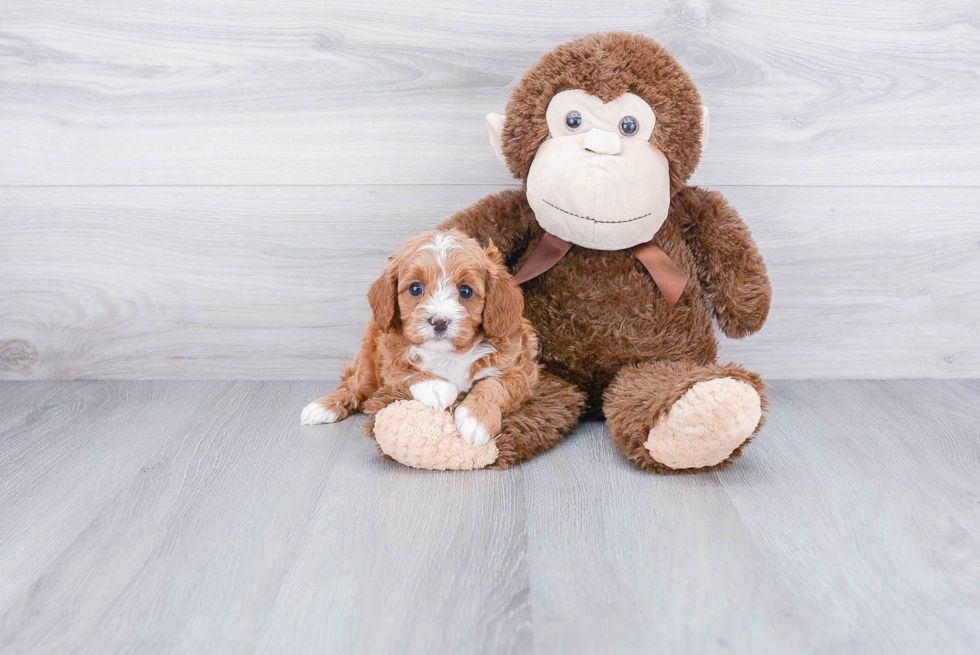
left=301, top=229, right=539, bottom=446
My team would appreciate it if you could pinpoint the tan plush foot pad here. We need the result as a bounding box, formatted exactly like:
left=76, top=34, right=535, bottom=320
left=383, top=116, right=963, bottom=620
left=644, top=377, right=762, bottom=469
left=373, top=400, right=499, bottom=471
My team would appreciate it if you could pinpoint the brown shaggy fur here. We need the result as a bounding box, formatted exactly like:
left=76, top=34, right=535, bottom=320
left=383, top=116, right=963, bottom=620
left=438, top=32, right=772, bottom=472
left=490, top=372, right=586, bottom=469
left=603, top=361, right=769, bottom=474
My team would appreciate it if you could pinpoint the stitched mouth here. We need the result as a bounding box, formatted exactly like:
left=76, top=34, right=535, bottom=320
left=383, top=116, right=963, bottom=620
left=543, top=200, right=651, bottom=224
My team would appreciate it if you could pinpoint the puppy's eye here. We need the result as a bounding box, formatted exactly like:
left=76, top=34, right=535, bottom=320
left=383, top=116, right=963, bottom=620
left=565, top=111, right=583, bottom=130
left=459, top=285, right=473, bottom=300
left=619, top=116, right=639, bottom=136
left=409, top=282, right=423, bottom=296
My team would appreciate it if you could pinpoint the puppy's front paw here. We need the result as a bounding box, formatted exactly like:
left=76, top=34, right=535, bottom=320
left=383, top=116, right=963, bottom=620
left=454, top=406, right=492, bottom=446
left=301, top=400, right=340, bottom=425
left=409, top=379, right=458, bottom=412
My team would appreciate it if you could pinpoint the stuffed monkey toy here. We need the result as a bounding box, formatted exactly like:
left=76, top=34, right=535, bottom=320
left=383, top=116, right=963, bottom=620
left=372, top=32, right=771, bottom=473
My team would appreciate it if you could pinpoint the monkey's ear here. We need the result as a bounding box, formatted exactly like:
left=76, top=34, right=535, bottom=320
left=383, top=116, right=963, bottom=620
left=486, top=113, right=507, bottom=166
left=700, top=106, right=710, bottom=157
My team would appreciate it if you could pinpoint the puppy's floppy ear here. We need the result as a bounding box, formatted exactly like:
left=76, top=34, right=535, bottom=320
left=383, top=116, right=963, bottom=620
left=367, top=256, right=400, bottom=331
left=482, top=240, right=524, bottom=339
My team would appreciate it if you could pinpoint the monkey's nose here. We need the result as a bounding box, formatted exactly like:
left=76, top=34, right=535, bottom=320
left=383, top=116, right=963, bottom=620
left=429, top=316, right=449, bottom=333
left=583, top=129, right=622, bottom=155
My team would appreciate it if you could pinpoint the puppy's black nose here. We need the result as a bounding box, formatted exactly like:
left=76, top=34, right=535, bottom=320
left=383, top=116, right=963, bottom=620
left=429, top=317, right=449, bottom=333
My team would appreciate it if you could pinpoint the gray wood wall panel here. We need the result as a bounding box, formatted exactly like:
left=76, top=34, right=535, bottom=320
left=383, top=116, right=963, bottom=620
left=1, top=1, right=979, bottom=186
left=2, top=185, right=977, bottom=380
left=1, top=2, right=978, bottom=379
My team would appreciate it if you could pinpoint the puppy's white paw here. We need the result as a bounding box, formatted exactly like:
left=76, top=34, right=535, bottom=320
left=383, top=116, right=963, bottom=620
left=410, top=379, right=458, bottom=412
left=301, top=402, right=338, bottom=425
left=454, top=406, right=491, bottom=446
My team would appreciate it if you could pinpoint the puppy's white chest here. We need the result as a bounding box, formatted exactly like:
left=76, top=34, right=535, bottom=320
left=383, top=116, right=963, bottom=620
left=409, top=341, right=497, bottom=392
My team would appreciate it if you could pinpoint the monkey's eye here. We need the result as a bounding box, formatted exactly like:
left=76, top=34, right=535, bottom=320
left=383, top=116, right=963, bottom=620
left=409, top=282, right=424, bottom=296
left=565, top=111, right=583, bottom=130
left=459, top=285, right=473, bottom=300
left=619, top=116, right=639, bottom=136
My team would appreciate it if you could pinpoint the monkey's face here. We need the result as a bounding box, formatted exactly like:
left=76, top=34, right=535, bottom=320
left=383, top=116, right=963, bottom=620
left=524, top=89, right=671, bottom=250
left=486, top=33, right=709, bottom=251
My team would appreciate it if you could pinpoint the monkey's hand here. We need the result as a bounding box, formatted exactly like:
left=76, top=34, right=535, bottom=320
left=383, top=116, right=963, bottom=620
left=674, top=186, right=772, bottom=338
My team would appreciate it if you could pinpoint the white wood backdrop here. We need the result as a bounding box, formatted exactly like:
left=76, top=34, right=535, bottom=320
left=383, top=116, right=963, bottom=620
left=1, top=1, right=978, bottom=379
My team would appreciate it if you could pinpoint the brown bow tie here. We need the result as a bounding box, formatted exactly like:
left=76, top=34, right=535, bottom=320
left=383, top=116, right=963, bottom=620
left=512, top=232, right=688, bottom=307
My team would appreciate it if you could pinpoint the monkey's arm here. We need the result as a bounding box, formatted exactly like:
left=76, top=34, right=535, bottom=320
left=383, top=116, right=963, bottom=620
left=437, top=188, right=540, bottom=267
left=673, top=186, right=771, bottom=338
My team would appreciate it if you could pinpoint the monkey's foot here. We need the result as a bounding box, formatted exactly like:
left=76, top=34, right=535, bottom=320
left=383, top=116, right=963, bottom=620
left=374, top=400, right=498, bottom=471
left=644, top=377, right=762, bottom=469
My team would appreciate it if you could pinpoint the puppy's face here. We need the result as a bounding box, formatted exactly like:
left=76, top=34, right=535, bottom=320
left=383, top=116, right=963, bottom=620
left=368, top=230, right=523, bottom=351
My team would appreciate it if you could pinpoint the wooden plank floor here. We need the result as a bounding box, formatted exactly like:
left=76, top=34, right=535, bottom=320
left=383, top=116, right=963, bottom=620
left=0, top=380, right=977, bottom=654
